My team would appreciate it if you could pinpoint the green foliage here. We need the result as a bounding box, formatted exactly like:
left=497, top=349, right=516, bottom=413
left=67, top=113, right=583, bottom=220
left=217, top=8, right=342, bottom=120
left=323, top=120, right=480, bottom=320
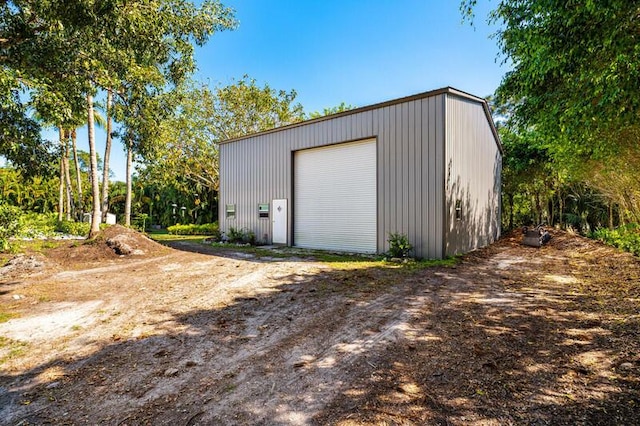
left=167, top=222, right=220, bottom=238
left=1, top=0, right=238, bottom=230
left=387, top=233, right=413, bottom=259
left=211, top=75, right=305, bottom=139
left=18, top=212, right=58, bottom=238
left=143, top=76, right=305, bottom=197
left=55, top=220, right=91, bottom=236
left=307, top=102, right=356, bottom=119
left=591, top=224, right=640, bottom=257
left=469, top=0, right=640, bottom=223
left=226, top=226, right=256, bottom=245
left=0, top=95, right=56, bottom=176
left=0, top=203, right=22, bottom=251
left=133, top=213, right=149, bottom=232
left=0, top=168, right=59, bottom=214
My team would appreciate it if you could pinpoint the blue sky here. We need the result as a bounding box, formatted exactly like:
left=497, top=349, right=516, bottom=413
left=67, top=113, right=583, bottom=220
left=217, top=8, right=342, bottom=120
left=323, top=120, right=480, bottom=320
left=73, top=0, right=506, bottom=182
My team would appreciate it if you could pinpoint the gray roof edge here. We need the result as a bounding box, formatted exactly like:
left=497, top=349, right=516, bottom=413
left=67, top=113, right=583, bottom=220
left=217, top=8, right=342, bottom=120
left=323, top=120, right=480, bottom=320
left=219, top=86, right=502, bottom=153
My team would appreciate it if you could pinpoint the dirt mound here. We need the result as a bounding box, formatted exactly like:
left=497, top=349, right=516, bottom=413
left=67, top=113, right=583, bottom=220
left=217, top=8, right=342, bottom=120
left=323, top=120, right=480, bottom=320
left=47, top=225, right=169, bottom=268
left=495, top=227, right=595, bottom=250
left=0, top=254, right=47, bottom=280
left=101, top=225, right=167, bottom=254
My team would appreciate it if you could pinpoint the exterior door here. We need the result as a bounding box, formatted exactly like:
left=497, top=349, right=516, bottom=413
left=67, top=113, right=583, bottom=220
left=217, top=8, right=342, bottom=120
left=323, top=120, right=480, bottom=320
left=272, top=199, right=288, bottom=244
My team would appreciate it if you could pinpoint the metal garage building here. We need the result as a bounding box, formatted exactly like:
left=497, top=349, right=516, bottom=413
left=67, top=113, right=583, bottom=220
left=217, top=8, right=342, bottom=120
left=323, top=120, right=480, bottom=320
left=218, top=87, right=502, bottom=259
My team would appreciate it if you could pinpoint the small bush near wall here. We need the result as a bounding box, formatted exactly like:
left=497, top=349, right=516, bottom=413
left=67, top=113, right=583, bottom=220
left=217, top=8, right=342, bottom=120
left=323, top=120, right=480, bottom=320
left=167, top=223, right=220, bottom=238
left=226, top=227, right=256, bottom=245
left=590, top=224, right=640, bottom=256
left=387, top=233, right=413, bottom=259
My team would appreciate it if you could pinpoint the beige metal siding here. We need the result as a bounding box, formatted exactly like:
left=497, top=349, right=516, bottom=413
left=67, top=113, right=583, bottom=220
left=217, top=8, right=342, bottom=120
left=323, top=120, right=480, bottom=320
left=444, top=94, right=502, bottom=255
left=219, top=93, right=447, bottom=258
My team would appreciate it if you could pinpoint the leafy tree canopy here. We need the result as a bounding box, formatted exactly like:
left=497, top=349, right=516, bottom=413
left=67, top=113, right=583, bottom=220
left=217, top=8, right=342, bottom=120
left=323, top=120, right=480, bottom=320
left=463, top=0, right=640, bottom=223
left=463, top=0, right=640, bottom=156
left=1, top=0, right=236, bottom=174
left=210, top=75, right=305, bottom=141
left=142, top=76, right=305, bottom=193
left=307, top=102, right=356, bottom=119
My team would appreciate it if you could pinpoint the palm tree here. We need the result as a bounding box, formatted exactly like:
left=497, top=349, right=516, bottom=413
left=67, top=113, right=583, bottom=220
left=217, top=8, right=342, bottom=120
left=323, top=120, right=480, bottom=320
left=124, top=137, right=133, bottom=226
left=57, top=128, right=65, bottom=221
left=87, top=92, right=101, bottom=238
left=100, top=88, right=114, bottom=223
left=70, top=128, right=83, bottom=219
left=70, top=108, right=105, bottom=221
left=62, top=129, right=74, bottom=220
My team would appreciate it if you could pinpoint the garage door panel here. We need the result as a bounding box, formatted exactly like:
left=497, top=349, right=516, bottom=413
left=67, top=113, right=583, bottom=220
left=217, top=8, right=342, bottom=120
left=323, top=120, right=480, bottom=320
left=294, top=139, right=377, bottom=253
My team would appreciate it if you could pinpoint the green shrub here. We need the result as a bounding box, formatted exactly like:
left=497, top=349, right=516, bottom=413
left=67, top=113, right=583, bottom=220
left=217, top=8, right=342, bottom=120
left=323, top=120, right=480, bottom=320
left=0, top=203, right=22, bottom=251
left=226, top=226, right=256, bottom=245
left=590, top=224, right=640, bottom=256
left=18, top=212, right=58, bottom=238
left=167, top=222, right=220, bottom=238
left=387, top=232, right=413, bottom=258
left=55, top=220, right=91, bottom=236
left=133, top=214, right=149, bottom=232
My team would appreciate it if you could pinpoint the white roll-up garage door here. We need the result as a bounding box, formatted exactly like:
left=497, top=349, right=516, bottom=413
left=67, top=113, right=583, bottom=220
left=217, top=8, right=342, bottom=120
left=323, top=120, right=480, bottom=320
left=294, top=139, right=377, bottom=253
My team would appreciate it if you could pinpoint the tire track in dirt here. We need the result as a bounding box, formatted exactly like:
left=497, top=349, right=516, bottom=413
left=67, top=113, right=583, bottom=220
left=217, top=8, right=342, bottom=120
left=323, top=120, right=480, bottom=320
left=116, top=273, right=442, bottom=425
left=4, top=231, right=639, bottom=425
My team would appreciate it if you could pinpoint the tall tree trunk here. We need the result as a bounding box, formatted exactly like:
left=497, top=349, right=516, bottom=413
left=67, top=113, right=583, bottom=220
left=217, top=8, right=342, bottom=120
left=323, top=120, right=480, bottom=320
left=71, top=129, right=83, bottom=220
left=63, top=155, right=72, bottom=221
left=101, top=89, right=113, bottom=223
left=63, top=130, right=74, bottom=221
left=58, top=128, right=65, bottom=222
left=534, top=193, right=542, bottom=224
left=87, top=93, right=101, bottom=238
left=124, top=139, right=133, bottom=226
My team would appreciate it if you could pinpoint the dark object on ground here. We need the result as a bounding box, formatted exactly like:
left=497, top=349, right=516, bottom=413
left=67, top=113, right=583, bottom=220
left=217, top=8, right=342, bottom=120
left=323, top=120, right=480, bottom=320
left=522, top=225, right=551, bottom=247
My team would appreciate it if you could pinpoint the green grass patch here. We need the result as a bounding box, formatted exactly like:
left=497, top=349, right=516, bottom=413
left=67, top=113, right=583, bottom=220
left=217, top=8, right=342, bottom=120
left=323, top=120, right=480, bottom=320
left=9, top=238, right=67, bottom=254
left=149, top=233, right=208, bottom=243
left=0, top=311, right=18, bottom=323
left=410, top=256, right=461, bottom=268
left=0, top=337, right=28, bottom=363
left=151, top=232, right=462, bottom=269
left=326, top=256, right=460, bottom=272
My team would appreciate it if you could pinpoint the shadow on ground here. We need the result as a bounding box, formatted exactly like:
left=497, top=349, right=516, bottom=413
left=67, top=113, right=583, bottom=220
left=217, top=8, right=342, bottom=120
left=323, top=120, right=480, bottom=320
left=1, top=232, right=639, bottom=425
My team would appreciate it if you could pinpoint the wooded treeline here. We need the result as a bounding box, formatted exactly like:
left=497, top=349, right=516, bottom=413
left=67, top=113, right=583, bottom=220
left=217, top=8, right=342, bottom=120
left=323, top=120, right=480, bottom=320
left=2, top=1, right=639, bottom=245
left=1, top=0, right=237, bottom=235
left=468, top=0, right=640, bottom=235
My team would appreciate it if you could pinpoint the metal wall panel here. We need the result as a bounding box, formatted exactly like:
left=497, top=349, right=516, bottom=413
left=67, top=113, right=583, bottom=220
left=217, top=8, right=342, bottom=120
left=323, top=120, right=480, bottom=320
left=444, top=94, right=502, bottom=255
left=219, top=90, right=456, bottom=258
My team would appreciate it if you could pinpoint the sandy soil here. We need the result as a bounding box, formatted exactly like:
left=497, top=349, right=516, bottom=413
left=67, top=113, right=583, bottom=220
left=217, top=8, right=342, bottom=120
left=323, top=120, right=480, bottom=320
left=0, top=228, right=638, bottom=425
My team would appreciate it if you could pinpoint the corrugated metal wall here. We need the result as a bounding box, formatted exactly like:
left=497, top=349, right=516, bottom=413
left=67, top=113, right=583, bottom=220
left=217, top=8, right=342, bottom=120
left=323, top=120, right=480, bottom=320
left=444, top=94, right=502, bottom=256
left=219, top=93, right=447, bottom=259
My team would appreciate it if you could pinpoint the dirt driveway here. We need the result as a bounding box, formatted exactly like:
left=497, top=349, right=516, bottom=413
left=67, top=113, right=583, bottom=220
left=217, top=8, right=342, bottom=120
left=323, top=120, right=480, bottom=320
left=0, top=229, right=639, bottom=425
